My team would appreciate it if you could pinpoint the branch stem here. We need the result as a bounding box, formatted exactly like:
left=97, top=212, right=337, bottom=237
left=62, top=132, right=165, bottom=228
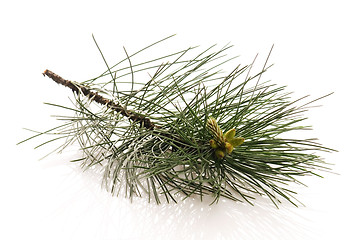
left=43, top=69, right=155, bottom=130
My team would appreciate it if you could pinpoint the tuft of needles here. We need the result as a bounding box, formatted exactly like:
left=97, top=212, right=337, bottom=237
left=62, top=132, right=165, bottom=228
left=19, top=35, right=335, bottom=207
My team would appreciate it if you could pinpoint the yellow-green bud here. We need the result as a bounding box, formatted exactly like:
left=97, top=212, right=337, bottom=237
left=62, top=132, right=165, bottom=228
left=228, top=137, right=245, bottom=147
left=206, top=117, right=245, bottom=159
left=210, top=139, right=218, bottom=149
left=224, top=128, right=236, bottom=141
left=225, top=142, right=234, bottom=154
left=215, top=149, right=225, bottom=159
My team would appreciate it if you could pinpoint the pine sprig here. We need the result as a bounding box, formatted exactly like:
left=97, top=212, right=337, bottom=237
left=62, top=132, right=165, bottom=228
left=19, top=35, right=335, bottom=207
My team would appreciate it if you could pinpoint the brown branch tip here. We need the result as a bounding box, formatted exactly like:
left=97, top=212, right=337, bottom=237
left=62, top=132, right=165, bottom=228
left=43, top=69, right=155, bottom=130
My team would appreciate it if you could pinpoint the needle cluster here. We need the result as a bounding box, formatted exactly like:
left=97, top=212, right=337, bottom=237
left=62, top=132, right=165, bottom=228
left=19, top=35, right=335, bottom=206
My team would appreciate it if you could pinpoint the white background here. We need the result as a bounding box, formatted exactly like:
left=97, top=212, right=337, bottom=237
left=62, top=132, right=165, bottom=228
left=1, top=0, right=360, bottom=239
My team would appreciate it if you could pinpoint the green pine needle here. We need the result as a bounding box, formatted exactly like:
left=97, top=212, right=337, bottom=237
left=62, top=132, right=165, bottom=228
left=18, top=35, right=335, bottom=207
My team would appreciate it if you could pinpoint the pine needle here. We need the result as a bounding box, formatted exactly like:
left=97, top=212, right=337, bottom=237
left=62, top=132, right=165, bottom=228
left=18, top=35, right=336, bottom=207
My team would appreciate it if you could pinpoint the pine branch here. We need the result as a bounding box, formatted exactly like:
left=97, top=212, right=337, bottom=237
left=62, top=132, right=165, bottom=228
left=18, top=37, right=336, bottom=207
left=43, top=69, right=155, bottom=130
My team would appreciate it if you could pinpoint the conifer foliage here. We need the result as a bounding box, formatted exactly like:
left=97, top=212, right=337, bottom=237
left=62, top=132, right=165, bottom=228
left=19, top=35, right=334, bottom=206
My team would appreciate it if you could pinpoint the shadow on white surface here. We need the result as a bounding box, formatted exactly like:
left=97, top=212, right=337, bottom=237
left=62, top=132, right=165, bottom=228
left=26, top=150, right=319, bottom=240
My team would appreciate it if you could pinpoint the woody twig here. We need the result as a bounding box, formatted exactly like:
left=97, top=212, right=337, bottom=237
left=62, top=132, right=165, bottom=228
left=43, top=69, right=155, bottom=130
